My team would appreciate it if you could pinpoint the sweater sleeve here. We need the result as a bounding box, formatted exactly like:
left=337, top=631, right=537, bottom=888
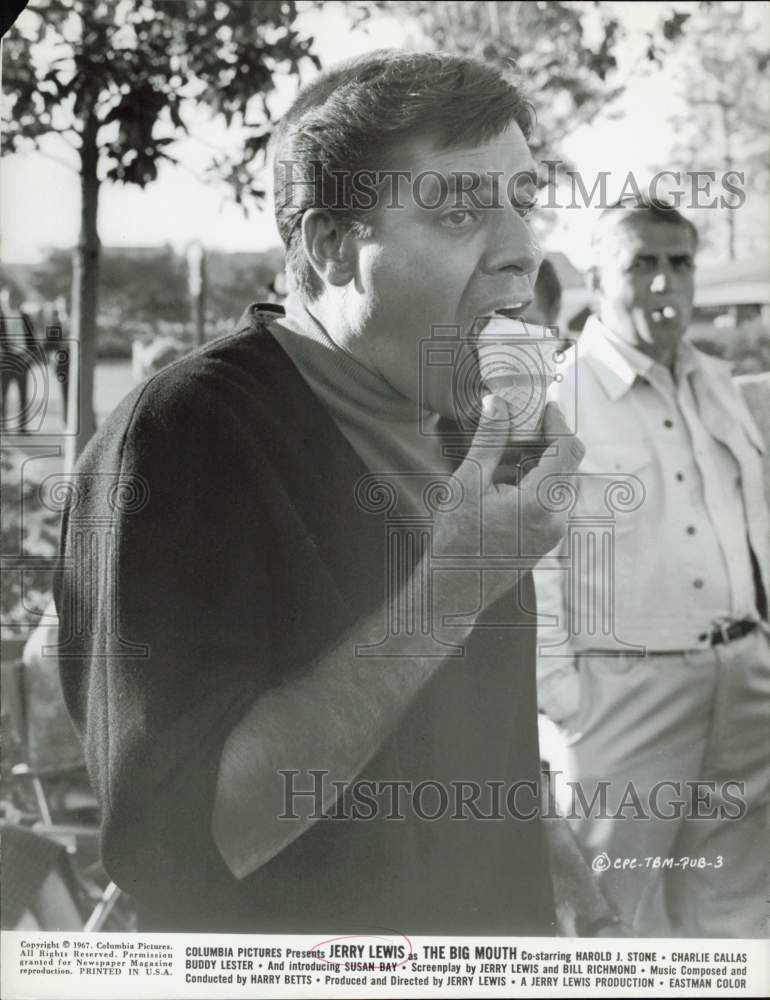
left=55, top=363, right=284, bottom=912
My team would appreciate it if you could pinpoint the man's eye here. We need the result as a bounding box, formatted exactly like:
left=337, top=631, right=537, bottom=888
left=671, top=256, right=694, bottom=270
left=439, top=209, right=478, bottom=229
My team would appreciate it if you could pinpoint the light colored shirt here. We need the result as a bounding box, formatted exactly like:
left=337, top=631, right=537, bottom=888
left=271, top=296, right=453, bottom=509
left=534, top=316, right=768, bottom=671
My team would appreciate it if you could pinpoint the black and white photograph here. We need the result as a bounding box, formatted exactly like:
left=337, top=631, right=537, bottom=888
left=1, top=1, right=768, bottom=997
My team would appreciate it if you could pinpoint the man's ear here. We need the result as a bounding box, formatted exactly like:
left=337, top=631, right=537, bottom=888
left=586, top=265, right=601, bottom=296
left=300, top=209, right=357, bottom=288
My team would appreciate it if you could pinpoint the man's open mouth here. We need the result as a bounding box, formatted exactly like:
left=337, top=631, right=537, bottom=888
left=475, top=304, right=531, bottom=332
left=490, top=304, right=531, bottom=319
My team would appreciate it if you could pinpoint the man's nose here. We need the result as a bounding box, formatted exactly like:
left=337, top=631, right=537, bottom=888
left=650, top=270, right=669, bottom=293
left=481, top=210, right=543, bottom=277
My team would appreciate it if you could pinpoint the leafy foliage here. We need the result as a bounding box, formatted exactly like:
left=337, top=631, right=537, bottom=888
left=31, top=245, right=189, bottom=324
left=3, top=0, right=320, bottom=201
left=662, top=1, right=770, bottom=259
left=28, top=243, right=286, bottom=351
left=3, top=0, right=320, bottom=462
left=362, top=1, right=691, bottom=164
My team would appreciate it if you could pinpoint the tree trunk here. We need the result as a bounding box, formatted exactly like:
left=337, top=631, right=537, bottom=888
left=726, top=192, right=736, bottom=261
left=720, top=100, right=737, bottom=261
left=64, top=95, right=100, bottom=472
left=194, top=249, right=207, bottom=348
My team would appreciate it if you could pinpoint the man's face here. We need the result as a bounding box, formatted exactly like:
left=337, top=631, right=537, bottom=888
left=594, top=217, right=696, bottom=359
left=339, top=123, right=542, bottom=418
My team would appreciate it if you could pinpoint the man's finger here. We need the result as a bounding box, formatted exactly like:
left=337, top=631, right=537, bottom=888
left=459, top=394, right=509, bottom=490
left=542, top=400, right=571, bottom=441
left=535, top=402, right=585, bottom=478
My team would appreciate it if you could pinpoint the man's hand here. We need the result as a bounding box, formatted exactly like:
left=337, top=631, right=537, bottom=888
left=214, top=396, right=583, bottom=880
left=432, top=396, right=584, bottom=614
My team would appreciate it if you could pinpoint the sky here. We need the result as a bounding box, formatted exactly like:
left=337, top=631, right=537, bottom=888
left=1, top=1, right=767, bottom=270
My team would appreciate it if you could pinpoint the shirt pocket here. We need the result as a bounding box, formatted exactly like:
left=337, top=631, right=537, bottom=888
left=574, top=442, right=652, bottom=521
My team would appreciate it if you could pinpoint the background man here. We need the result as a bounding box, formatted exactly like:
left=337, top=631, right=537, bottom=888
left=525, top=257, right=562, bottom=329
left=56, top=51, right=597, bottom=934
left=535, top=196, right=769, bottom=937
left=0, top=286, right=38, bottom=433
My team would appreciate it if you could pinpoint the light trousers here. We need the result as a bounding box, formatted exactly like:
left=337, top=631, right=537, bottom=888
left=539, top=626, right=770, bottom=937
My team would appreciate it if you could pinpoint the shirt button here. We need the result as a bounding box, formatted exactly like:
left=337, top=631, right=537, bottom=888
left=675, top=472, right=684, bottom=481
left=693, top=578, right=704, bottom=589
left=686, top=526, right=696, bottom=535
left=663, top=419, right=674, bottom=428
left=698, top=632, right=709, bottom=643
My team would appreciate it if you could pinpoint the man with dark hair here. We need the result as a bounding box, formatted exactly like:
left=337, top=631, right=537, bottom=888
left=57, top=50, right=599, bottom=935
left=272, top=51, right=535, bottom=301
left=535, top=196, right=769, bottom=937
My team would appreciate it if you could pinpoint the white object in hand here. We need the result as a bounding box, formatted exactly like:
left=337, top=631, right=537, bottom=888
left=476, top=318, right=562, bottom=436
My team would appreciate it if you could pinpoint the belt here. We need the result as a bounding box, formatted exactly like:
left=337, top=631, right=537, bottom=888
left=709, top=620, right=757, bottom=646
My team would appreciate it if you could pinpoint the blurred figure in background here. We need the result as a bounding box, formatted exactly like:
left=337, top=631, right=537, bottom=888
left=535, top=195, right=769, bottom=937
left=42, top=303, right=70, bottom=426
left=525, top=257, right=562, bottom=328
left=0, top=286, right=38, bottom=433
left=132, top=335, right=186, bottom=381
left=266, top=268, right=288, bottom=305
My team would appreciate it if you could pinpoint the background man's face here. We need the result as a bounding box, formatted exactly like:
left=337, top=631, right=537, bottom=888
left=595, top=217, right=696, bottom=359
left=346, top=122, right=542, bottom=418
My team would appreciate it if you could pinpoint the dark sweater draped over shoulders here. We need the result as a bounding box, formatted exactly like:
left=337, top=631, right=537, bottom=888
left=55, top=304, right=555, bottom=934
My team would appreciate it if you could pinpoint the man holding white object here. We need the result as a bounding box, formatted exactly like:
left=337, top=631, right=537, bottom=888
left=534, top=195, right=770, bottom=937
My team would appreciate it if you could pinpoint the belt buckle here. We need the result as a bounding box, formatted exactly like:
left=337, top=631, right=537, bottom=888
left=711, top=617, right=733, bottom=645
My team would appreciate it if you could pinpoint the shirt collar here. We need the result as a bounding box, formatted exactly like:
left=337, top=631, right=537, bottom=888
left=579, top=316, right=712, bottom=401
left=578, top=316, right=654, bottom=401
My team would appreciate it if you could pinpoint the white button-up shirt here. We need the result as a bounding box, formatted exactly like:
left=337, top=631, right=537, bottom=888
left=534, top=316, right=768, bottom=669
